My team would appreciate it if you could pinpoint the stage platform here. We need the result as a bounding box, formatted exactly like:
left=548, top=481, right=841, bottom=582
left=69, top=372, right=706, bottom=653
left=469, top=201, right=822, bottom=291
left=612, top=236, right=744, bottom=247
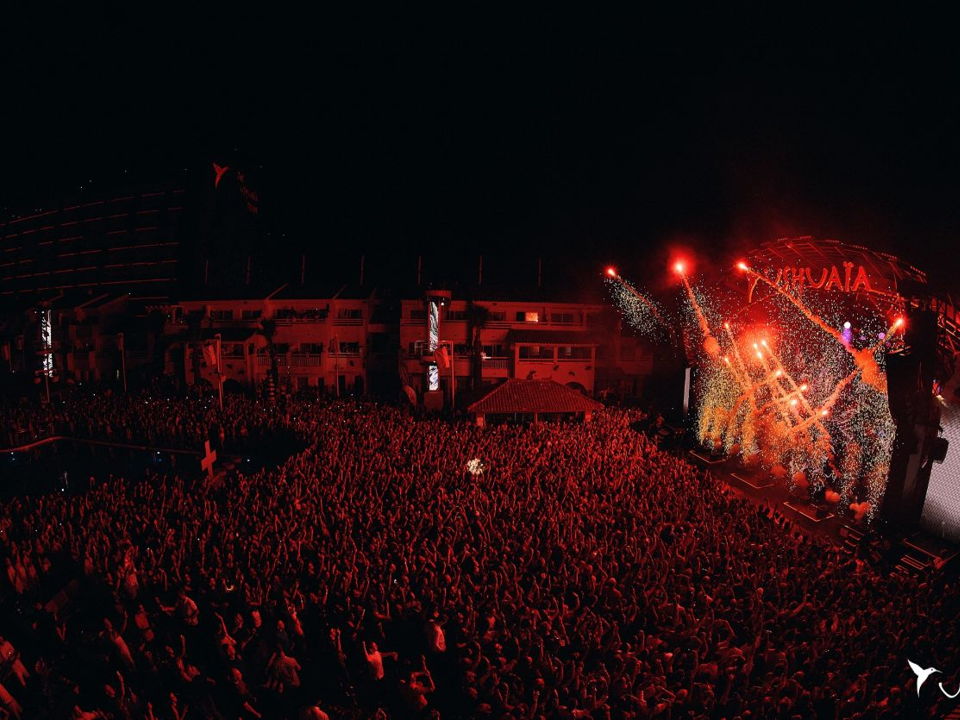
left=730, top=472, right=773, bottom=490
left=685, top=448, right=958, bottom=573
left=783, top=501, right=835, bottom=523
left=688, top=449, right=726, bottom=465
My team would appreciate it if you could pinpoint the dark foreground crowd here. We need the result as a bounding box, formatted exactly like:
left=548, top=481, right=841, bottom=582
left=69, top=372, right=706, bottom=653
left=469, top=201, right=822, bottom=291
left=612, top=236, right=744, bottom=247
left=1, top=393, right=959, bottom=719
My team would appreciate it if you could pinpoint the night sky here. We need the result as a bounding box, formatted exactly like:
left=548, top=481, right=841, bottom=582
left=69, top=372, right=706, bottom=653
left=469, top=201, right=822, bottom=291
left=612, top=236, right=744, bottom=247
left=4, top=8, right=960, bottom=293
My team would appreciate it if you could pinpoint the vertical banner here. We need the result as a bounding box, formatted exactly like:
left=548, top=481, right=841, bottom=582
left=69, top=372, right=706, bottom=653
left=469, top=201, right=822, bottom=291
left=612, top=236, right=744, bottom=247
left=428, top=301, right=440, bottom=391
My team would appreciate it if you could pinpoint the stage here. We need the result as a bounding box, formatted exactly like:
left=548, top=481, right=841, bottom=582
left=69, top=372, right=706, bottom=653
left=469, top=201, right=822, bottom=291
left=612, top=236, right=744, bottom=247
left=687, top=448, right=959, bottom=575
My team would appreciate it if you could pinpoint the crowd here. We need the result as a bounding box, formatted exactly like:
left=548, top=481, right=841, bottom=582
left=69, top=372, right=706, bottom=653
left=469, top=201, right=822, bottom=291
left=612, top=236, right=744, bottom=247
left=1, top=387, right=288, bottom=452
left=1, top=391, right=959, bottom=719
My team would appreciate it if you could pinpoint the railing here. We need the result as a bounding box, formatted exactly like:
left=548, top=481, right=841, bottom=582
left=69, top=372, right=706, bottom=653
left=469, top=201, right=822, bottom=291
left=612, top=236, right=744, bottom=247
left=483, top=357, right=511, bottom=370
left=333, top=318, right=363, bottom=326
left=274, top=316, right=328, bottom=325
left=257, top=353, right=324, bottom=367
left=289, top=353, right=323, bottom=366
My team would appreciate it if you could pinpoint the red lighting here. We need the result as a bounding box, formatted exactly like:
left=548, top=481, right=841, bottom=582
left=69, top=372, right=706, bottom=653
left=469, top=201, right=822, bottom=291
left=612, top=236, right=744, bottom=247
left=736, top=261, right=749, bottom=271
left=673, top=261, right=686, bottom=275
left=790, top=398, right=798, bottom=406
left=605, top=266, right=617, bottom=278
left=800, top=384, right=808, bottom=392
left=820, top=409, right=829, bottom=416
left=893, top=317, right=904, bottom=329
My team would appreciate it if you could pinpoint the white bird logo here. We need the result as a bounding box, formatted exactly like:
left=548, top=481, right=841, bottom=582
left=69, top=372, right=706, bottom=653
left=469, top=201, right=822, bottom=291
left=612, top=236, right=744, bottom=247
left=908, top=660, right=940, bottom=696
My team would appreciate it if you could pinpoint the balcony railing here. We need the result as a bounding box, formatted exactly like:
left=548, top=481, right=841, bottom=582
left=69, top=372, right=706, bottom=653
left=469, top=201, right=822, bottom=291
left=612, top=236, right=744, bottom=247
left=333, top=317, right=363, bottom=326
left=274, top=316, right=328, bottom=325
left=259, top=353, right=325, bottom=367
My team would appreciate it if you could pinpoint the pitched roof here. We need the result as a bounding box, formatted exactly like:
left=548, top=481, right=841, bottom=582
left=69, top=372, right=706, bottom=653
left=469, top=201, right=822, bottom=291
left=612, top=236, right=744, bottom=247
left=467, top=379, right=603, bottom=415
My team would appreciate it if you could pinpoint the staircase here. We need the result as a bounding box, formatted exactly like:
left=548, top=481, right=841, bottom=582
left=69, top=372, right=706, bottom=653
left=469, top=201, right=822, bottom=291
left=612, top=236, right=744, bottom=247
left=839, top=524, right=865, bottom=555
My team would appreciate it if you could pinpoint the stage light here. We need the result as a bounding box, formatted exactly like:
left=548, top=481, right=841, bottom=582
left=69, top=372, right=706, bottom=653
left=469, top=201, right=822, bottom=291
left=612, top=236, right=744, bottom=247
left=673, top=261, right=686, bottom=274
left=843, top=321, right=851, bottom=329
left=605, top=266, right=617, bottom=278
left=736, top=261, right=749, bottom=271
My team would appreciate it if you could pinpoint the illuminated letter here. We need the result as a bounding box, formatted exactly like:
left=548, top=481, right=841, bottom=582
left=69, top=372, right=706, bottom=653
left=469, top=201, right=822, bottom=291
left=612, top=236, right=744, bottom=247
left=843, top=261, right=854, bottom=291
left=851, top=265, right=871, bottom=293
left=805, top=267, right=828, bottom=289
left=825, top=265, right=844, bottom=291
left=792, top=267, right=805, bottom=289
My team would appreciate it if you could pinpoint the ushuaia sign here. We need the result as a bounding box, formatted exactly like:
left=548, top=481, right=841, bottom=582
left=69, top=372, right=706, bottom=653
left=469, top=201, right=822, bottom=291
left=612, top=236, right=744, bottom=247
left=775, top=262, right=873, bottom=293
left=748, top=262, right=881, bottom=303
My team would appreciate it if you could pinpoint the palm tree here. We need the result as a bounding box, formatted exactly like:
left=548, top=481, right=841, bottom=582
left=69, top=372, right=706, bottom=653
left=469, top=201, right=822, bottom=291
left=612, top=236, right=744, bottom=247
left=466, top=300, right=490, bottom=391
left=258, top=318, right=280, bottom=400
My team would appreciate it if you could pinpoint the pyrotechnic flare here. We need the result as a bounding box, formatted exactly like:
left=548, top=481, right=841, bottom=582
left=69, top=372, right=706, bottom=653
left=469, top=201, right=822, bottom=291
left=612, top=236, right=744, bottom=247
left=737, top=263, right=887, bottom=392
left=676, top=264, right=720, bottom=356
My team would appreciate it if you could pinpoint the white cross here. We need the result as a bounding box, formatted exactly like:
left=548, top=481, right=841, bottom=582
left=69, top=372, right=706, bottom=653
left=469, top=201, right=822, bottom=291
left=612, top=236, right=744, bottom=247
left=200, top=440, right=217, bottom=478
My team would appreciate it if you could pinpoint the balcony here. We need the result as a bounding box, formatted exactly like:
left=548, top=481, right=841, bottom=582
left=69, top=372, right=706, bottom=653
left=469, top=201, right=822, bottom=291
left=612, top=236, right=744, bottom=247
left=482, top=357, right=511, bottom=370
left=274, top=316, right=327, bottom=325
left=258, top=353, right=324, bottom=367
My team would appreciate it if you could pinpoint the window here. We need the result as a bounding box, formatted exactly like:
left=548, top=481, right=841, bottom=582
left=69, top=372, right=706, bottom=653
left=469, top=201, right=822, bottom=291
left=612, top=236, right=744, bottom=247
left=488, top=311, right=506, bottom=322
left=515, top=311, right=540, bottom=322
left=241, top=309, right=262, bottom=320
left=481, top=343, right=506, bottom=357
left=445, top=310, right=468, bottom=321
left=209, top=309, right=234, bottom=321
left=223, top=343, right=244, bottom=357
left=410, top=309, right=426, bottom=320
left=559, top=346, right=592, bottom=360
left=454, top=343, right=471, bottom=356
left=551, top=312, right=575, bottom=324
left=337, top=308, right=362, bottom=319
left=275, top=308, right=296, bottom=319
left=299, top=343, right=323, bottom=354
left=274, top=343, right=290, bottom=355
left=518, top=345, right=554, bottom=360
left=339, top=341, right=360, bottom=354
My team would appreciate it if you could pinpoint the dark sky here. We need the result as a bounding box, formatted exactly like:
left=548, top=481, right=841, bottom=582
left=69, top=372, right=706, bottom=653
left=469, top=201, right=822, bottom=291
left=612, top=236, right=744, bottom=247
left=3, top=7, right=960, bottom=292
